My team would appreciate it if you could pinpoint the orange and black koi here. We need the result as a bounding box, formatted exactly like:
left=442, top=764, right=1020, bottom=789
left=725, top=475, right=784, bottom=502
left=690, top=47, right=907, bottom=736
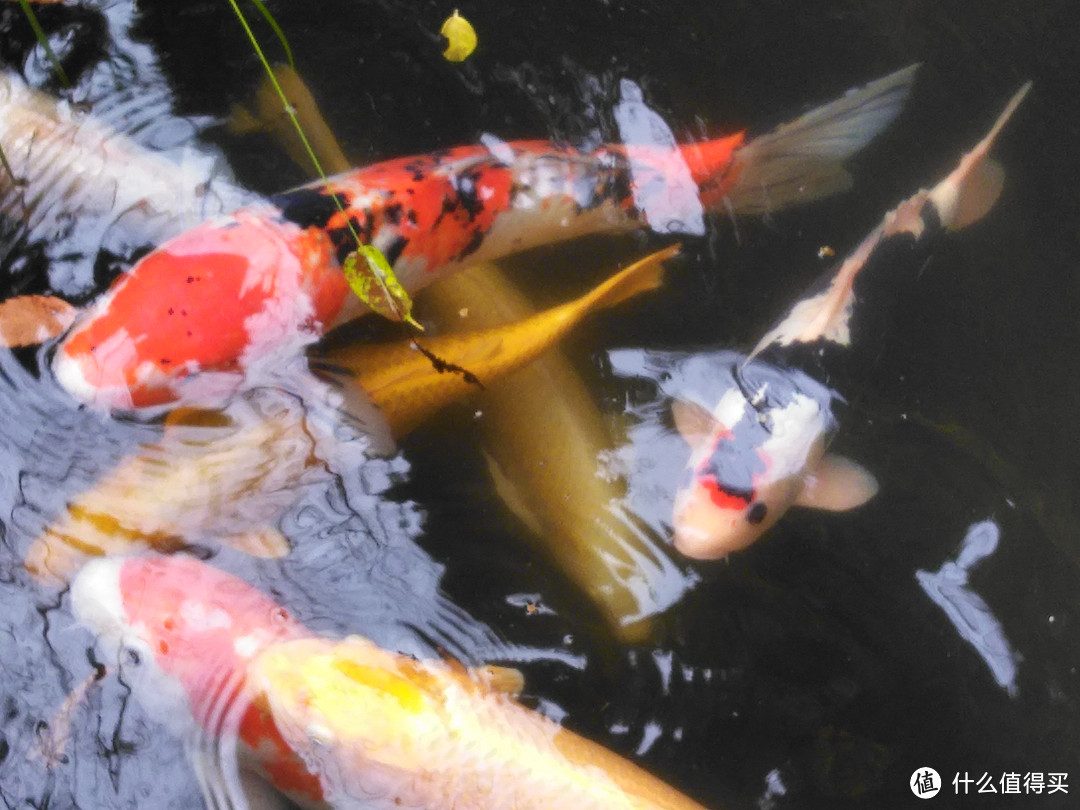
left=53, top=66, right=918, bottom=411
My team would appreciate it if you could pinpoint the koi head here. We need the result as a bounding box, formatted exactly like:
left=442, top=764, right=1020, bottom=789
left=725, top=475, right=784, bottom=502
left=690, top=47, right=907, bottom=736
left=54, top=210, right=348, bottom=412
left=71, top=556, right=305, bottom=725
left=670, top=385, right=834, bottom=559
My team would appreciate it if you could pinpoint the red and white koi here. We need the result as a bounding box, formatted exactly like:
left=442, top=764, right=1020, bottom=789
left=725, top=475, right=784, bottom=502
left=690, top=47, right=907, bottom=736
left=670, top=82, right=1031, bottom=559
left=51, top=66, right=919, bottom=411
left=72, top=555, right=710, bottom=810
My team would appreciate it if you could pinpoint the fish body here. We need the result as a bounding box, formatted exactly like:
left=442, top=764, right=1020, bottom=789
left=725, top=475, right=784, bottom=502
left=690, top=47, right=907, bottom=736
left=669, top=83, right=1031, bottom=559
left=72, top=556, right=710, bottom=810
left=24, top=394, right=313, bottom=585
left=51, top=66, right=919, bottom=412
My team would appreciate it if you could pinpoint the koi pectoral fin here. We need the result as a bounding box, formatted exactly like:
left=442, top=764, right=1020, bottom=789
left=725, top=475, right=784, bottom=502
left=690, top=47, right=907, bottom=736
left=795, top=454, right=879, bottom=512
left=946, top=158, right=1004, bottom=231
left=219, top=527, right=291, bottom=559
left=473, top=665, right=526, bottom=698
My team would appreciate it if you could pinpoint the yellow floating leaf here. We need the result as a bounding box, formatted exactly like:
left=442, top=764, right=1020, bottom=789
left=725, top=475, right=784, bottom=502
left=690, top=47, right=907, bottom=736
left=342, top=245, right=421, bottom=329
left=440, top=10, right=476, bottom=62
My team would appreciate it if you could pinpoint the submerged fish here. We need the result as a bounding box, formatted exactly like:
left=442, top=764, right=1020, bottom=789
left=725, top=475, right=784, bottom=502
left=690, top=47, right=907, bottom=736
left=667, top=83, right=1031, bottom=559
left=51, top=66, right=918, bottom=411
left=24, top=393, right=314, bottom=585
left=27, top=250, right=674, bottom=585
left=72, top=555, right=710, bottom=810
left=314, top=245, right=677, bottom=438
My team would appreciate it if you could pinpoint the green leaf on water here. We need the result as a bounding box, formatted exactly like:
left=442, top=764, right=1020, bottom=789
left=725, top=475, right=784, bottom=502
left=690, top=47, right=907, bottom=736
left=342, top=245, right=421, bottom=329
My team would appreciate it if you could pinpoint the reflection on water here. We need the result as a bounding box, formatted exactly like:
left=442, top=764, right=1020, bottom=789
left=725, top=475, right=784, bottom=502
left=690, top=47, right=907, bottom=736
left=916, top=519, right=1019, bottom=697
left=0, top=1, right=1078, bottom=809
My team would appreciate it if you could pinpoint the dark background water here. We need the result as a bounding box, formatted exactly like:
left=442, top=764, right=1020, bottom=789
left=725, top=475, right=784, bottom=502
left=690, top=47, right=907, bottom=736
left=0, top=1, right=1078, bottom=808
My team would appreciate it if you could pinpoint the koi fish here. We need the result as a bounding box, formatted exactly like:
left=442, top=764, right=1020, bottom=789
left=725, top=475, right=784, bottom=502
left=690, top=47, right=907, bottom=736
left=668, top=82, right=1030, bottom=559
left=416, top=264, right=693, bottom=641
left=0, top=71, right=253, bottom=293
left=71, top=554, right=711, bottom=810
left=52, top=65, right=918, bottom=412
left=27, top=249, right=673, bottom=585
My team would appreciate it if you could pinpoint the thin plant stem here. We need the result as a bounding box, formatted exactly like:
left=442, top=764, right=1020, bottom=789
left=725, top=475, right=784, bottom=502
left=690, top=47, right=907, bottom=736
left=246, top=0, right=296, bottom=71
left=17, top=0, right=70, bottom=87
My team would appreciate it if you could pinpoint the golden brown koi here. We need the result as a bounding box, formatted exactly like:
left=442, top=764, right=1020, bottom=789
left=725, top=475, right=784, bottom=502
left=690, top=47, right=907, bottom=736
left=313, top=246, right=677, bottom=438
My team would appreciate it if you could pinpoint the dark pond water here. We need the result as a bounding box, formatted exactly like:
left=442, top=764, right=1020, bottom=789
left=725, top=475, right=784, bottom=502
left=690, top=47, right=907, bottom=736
left=0, top=1, right=1078, bottom=808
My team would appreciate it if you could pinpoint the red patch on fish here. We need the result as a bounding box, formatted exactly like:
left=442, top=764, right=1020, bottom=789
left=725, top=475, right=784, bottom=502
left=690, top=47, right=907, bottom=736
left=698, top=473, right=753, bottom=511
left=239, top=697, right=327, bottom=801
left=56, top=211, right=345, bottom=408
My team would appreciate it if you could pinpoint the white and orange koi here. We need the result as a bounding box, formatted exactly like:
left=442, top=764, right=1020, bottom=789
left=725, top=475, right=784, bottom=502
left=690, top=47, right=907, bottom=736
left=668, top=82, right=1031, bottom=559
left=72, top=555, right=711, bottom=810
left=49, top=66, right=919, bottom=411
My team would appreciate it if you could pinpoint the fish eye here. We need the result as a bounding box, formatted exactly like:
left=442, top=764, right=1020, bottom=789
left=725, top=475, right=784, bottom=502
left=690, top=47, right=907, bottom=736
left=746, top=502, right=768, bottom=525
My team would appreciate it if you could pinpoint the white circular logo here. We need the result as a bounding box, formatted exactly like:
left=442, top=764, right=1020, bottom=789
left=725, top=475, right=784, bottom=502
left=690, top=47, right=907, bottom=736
left=911, top=767, right=941, bottom=799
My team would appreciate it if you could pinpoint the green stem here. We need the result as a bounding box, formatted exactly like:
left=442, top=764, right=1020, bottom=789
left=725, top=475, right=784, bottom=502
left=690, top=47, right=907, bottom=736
left=17, top=0, right=70, bottom=87
left=0, top=144, right=19, bottom=186
left=247, top=0, right=296, bottom=71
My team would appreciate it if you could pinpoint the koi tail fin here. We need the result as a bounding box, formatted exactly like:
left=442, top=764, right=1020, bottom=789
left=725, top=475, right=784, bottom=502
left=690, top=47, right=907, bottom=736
left=930, top=81, right=1031, bottom=231
left=568, top=243, right=679, bottom=315
left=748, top=82, right=1029, bottom=359
left=722, top=64, right=920, bottom=216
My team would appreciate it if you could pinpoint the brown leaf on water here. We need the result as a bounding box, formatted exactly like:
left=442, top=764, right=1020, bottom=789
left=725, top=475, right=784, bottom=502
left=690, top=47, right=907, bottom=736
left=0, top=295, right=76, bottom=347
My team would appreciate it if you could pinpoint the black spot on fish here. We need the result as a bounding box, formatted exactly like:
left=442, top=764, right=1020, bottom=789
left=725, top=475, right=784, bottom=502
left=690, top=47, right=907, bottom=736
left=455, top=171, right=486, bottom=220
left=160, top=358, right=171, bottom=365
left=272, top=189, right=349, bottom=229
left=746, top=502, right=768, bottom=524
left=383, top=236, right=408, bottom=267
left=384, top=203, right=404, bottom=225
left=167, top=307, right=174, bottom=315
left=186, top=276, right=194, bottom=283
left=403, top=160, right=429, bottom=183
left=458, top=228, right=485, bottom=260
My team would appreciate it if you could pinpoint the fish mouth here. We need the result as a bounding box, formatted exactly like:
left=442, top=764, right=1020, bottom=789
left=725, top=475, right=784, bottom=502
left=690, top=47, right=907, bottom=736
left=53, top=338, right=140, bottom=411
left=671, top=490, right=748, bottom=560
left=672, top=522, right=731, bottom=560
